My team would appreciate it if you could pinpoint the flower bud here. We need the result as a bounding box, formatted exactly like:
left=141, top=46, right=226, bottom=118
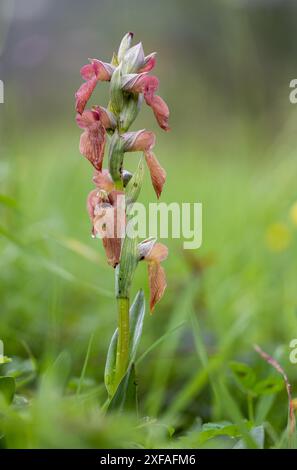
left=121, top=43, right=145, bottom=74
left=117, top=32, right=134, bottom=62
left=109, top=64, right=124, bottom=115
left=119, top=94, right=143, bottom=132
left=138, top=237, right=157, bottom=260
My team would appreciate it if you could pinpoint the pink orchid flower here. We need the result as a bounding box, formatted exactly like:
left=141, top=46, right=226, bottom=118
left=123, top=129, right=166, bottom=198
left=138, top=239, right=168, bottom=312
left=75, top=59, right=114, bottom=114
left=122, top=73, right=170, bottom=131
left=87, top=188, right=125, bottom=268
left=76, top=108, right=106, bottom=171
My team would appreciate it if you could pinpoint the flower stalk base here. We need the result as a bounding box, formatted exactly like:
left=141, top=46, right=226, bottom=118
left=115, top=296, right=130, bottom=388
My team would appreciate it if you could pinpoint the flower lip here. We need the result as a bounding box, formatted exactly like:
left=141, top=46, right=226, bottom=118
left=75, top=76, right=98, bottom=115
left=76, top=108, right=100, bottom=129
left=81, top=59, right=114, bottom=81
left=77, top=108, right=106, bottom=171
left=76, top=60, right=114, bottom=114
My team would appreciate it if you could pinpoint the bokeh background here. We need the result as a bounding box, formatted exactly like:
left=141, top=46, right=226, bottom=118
left=1, top=0, right=297, bottom=448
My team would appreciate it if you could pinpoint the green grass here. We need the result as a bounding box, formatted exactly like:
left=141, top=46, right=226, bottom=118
left=1, top=120, right=297, bottom=448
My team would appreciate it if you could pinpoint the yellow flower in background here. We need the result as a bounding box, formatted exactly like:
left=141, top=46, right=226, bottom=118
left=289, top=201, right=297, bottom=226
left=266, top=223, right=291, bottom=252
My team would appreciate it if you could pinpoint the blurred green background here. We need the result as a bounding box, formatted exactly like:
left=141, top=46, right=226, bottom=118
left=1, top=0, right=297, bottom=449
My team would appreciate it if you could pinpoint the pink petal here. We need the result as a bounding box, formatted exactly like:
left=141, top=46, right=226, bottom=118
left=81, top=59, right=114, bottom=81
left=76, top=61, right=114, bottom=114
left=93, top=106, right=116, bottom=130
left=87, top=189, right=100, bottom=221
left=86, top=189, right=101, bottom=236
left=102, top=236, right=121, bottom=268
left=93, top=202, right=121, bottom=267
left=93, top=169, right=115, bottom=192
left=145, top=151, right=166, bottom=198
left=148, top=262, right=167, bottom=312
left=76, top=108, right=100, bottom=130
left=123, top=130, right=155, bottom=152
left=123, top=73, right=159, bottom=96
left=93, top=191, right=125, bottom=268
left=80, top=63, right=97, bottom=80
left=138, top=53, right=157, bottom=73
left=79, top=120, right=106, bottom=171
left=145, top=94, right=170, bottom=131
left=75, top=76, right=97, bottom=114
left=122, top=74, right=170, bottom=130
left=145, top=242, right=168, bottom=263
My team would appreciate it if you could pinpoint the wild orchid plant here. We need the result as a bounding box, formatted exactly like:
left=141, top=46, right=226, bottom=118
left=75, top=33, right=170, bottom=402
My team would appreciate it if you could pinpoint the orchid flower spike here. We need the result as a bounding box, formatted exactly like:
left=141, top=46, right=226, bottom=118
left=75, top=32, right=171, bottom=396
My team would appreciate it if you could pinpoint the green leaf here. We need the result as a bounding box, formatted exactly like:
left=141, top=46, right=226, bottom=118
left=107, top=364, right=137, bottom=413
left=198, top=421, right=245, bottom=445
left=253, top=375, right=284, bottom=396
left=129, top=290, right=145, bottom=362
left=42, top=351, right=71, bottom=394
left=229, top=361, right=256, bottom=392
left=76, top=333, right=94, bottom=395
left=104, top=329, right=118, bottom=397
left=3, top=356, right=36, bottom=388
left=0, top=376, right=16, bottom=404
left=255, top=394, right=276, bottom=424
left=233, top=425, right=265, bottom=449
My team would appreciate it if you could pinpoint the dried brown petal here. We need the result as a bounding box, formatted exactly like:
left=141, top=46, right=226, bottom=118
left=145, top=242, right=168, bottom=263
left=93, top=191, right=125, bottom=268
left=93, top=169, right=115, bottom=193
left=77, top=109, right=106, bottom=171
left=148, top=262, right=167, bottom=312
left=144, top=151, right=166, bottom=198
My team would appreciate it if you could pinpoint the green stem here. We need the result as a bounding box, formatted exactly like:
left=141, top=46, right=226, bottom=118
left=114, top=296, right=130, bottom=389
